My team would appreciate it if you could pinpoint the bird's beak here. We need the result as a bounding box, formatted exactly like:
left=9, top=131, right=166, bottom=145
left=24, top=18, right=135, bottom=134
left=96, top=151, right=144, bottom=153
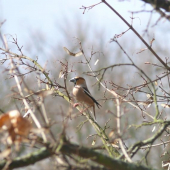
left=70, top=78, right=75, bottom=83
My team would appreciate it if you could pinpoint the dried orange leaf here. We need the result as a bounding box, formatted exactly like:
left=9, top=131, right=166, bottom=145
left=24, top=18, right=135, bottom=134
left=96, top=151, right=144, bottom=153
left=147, top=103, right=152, bottom=108
left=161, top=104, right=170, bottom=108
left=152, top=126, right=156, bottom=132
left=92, top=140, right=96, bottom=146
left=0, top=113, right=11, bottom=130
left=139, top=101, right=152, bottom=107
left=150, top=38, right=155, bottom=47
left=59, top=70, right=64, bottom=78
left=146, top=94, right=151, bottom=98
left=109, top=131, right=114, bottom=137
left=136, top=48, right=147, bottom=54
left=162, top=160, right=170, bottom=168
left=34, top=90, right=53, bottom=97
left=111, top=143, right=119, bottom=148
left=94, top=59, right=99, bottom=65
left=0, top=148, right=11, bottom=159
left=56, top=157, right=65, bottom=165
left=0, top=110, right=32, bottom=144
left=63, top=47, right=83, bottom=57
left=8, top=110, right=20, bottom=118
left=13, top=116, right=32, bottom=136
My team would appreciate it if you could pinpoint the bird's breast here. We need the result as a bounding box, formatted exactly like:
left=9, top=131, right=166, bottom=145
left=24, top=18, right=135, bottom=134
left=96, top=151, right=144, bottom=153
left=73, top=86, right=94, bottom=106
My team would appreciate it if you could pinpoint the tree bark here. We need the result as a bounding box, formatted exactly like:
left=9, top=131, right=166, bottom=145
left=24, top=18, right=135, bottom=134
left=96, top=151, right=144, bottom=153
left=0, top=141, right=159, bottom=170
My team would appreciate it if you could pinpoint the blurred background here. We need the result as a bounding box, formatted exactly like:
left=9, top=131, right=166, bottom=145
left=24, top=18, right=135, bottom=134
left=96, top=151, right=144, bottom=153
left=0, top=0, right=170, bottom=169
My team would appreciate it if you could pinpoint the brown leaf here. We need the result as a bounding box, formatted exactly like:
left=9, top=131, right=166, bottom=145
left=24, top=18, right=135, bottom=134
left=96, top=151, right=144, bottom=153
left=136, top=48, right=148, bottom=54
left=0, top=110, right=32, bottom=144
left=34, top=90, right=53, bottom=97
left=146, top=94, right=153, bottom=100
left=161, top=104, right=170, bottom=108
left=109, top=131, right=114, bottom=137
left=59, top=70, right=64, bottom=78
left=94, top=59, right=99, bottom=65
left=0, top=113, right=11, bottom=130
left=111, top=143, right=119, bottom=148
left=63, top=47, right=83, bottom=57
left=92, top=140, right=96, bottom=146
left=0, top=148, right=11, bottom=159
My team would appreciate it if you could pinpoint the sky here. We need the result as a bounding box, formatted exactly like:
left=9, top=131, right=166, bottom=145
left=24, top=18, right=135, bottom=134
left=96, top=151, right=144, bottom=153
left=0, top=0, right=169, bottom=63
left=0, top=0, right=153, bottom=44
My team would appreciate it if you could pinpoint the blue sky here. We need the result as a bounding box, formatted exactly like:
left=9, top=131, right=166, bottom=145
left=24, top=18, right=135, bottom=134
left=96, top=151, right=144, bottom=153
left=0, top=0, right=169, bottom=61
left=0, top=1, right=152, bottom=42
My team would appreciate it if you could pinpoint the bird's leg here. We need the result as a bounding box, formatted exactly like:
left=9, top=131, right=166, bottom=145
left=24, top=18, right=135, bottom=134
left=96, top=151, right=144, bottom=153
left=73, top=103, right=80, bottom=107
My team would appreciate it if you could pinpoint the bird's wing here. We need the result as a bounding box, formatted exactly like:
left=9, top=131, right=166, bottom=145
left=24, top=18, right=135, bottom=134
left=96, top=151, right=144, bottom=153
left=82, top=87, right=101, bottom=108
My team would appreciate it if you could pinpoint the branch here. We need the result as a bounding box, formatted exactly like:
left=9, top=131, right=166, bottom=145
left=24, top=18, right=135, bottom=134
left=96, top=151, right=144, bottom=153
left=0, top=48, right=119, bottom=158
left=128, top=121, right=170, bottom=158
left=102, top=0, right=170, bottom=71
left=0, top=141, right=159, bottom=170
left=141, top=0, right=170, bottom=12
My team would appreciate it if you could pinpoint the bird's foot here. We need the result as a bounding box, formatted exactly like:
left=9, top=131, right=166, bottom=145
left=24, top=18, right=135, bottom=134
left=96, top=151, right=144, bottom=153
left=73, top=103, right=79, bottom=107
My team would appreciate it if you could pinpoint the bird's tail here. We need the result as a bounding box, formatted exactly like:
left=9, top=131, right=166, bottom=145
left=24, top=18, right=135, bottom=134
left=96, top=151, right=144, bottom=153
left=95, top=101, right=101, bottom=109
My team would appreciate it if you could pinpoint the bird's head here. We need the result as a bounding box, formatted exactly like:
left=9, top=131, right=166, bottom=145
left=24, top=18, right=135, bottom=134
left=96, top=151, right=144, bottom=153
left=70, top=77, right=86, bottom=87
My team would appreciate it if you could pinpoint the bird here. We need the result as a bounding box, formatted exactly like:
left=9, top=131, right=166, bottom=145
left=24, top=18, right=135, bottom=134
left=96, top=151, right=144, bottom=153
left=70, top=77, right=101, bottom=119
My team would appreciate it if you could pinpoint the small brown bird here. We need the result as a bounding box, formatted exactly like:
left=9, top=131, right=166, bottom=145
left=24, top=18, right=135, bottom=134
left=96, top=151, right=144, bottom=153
left=70, top=77, right=101, bottom=119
